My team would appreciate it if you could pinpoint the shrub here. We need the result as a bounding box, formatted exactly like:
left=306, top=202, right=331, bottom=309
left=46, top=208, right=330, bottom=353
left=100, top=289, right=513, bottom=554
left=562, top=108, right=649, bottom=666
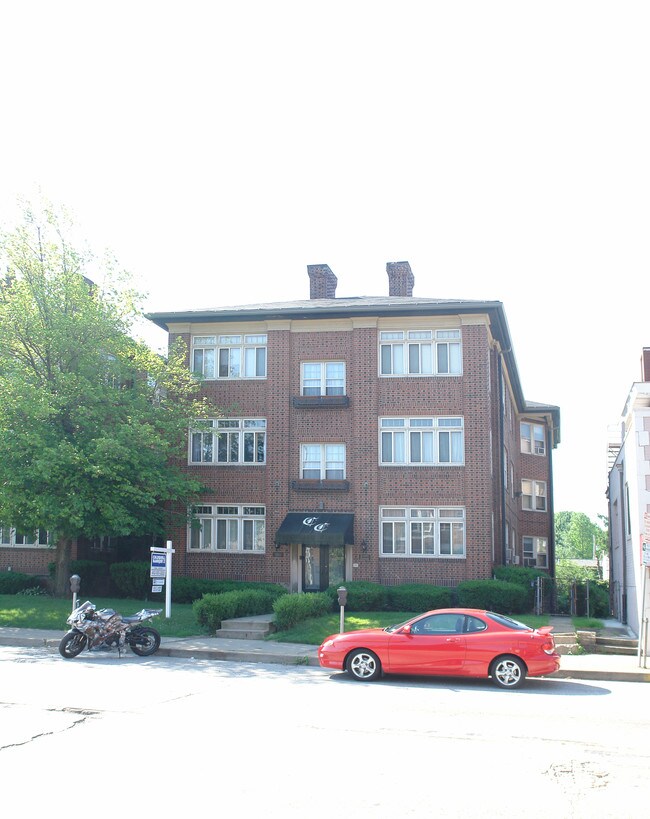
left=456, top=579, right=527, bottom=614
left=325, top=581, right=388, bottom=611
left=193, top=589, right=282, bottom=632
left=493, top=565, right=545, bottom=608
left=0, top=571, right=44, bottom=594
left=385, top=584, right=453, bottom=612
left=587, top=580, right=610, bottom=618
left=273, top=592, right=333, bottom=631
left=109, top=561, right=150, bottom=598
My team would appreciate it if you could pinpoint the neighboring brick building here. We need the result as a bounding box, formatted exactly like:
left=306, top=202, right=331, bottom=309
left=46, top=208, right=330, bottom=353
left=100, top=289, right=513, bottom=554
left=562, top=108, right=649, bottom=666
left=144, top=261, right=560, bottom=593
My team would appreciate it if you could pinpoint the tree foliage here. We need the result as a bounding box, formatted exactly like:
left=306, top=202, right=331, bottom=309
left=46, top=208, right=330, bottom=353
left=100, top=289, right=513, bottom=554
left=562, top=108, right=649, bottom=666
left=555, top=511, right=607, bottom=561
left=0, top=201, right=215, bottom=593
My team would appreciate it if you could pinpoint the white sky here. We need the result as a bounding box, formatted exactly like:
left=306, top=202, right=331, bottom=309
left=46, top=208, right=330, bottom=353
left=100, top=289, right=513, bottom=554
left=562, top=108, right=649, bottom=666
left=1, top=1, right=648, bottom=524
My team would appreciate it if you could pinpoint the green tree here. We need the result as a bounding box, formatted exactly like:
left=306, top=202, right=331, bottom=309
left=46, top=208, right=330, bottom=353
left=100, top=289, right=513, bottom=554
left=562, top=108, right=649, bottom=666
left=555, top=511, right=607, bottom=562
left=0, top=201, right=215, bottom=594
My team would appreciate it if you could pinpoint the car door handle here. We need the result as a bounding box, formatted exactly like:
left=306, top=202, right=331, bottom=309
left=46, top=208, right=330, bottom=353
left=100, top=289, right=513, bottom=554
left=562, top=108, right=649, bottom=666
left=446, top=637, right=461, bottom=643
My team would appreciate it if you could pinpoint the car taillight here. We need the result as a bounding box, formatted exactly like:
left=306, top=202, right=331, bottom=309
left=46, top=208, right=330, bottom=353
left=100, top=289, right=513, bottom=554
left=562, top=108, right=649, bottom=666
left=542, top=638, right=556, bottom=655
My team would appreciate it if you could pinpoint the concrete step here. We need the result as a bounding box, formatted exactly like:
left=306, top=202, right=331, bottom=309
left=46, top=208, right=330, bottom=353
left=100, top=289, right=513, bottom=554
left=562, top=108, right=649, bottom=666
left=594, top=636, right=638, bottom=656
left=216, top=616, right=276, bottom=640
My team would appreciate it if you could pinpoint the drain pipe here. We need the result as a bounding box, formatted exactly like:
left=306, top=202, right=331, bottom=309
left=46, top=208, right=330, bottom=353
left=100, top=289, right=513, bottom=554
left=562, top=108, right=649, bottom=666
left=618, top=464, right=628, bottom=624
left=497, top=353, right=507, bottom=565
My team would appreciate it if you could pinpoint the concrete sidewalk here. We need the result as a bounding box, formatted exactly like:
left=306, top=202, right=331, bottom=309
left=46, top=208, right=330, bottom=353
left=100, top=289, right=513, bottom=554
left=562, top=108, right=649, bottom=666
left=1, top=621, right=649, bottom=682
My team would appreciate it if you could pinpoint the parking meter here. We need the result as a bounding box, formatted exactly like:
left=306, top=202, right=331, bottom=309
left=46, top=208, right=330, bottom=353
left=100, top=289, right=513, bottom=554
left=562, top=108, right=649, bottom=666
left=337, top=586, right=347, bottom=633
left=70, top=574, right=81, bottom=611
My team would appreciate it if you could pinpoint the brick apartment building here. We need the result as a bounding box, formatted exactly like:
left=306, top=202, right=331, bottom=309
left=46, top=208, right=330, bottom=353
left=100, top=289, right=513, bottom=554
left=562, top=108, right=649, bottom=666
left=144, top=261, right=561, bottom=593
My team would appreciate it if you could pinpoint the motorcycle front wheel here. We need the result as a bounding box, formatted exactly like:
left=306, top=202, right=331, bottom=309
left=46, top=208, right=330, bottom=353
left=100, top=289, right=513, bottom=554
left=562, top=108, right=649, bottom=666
left=59, top=631, right=88, bottom=659
left=128, top=627, right=161, bottom=657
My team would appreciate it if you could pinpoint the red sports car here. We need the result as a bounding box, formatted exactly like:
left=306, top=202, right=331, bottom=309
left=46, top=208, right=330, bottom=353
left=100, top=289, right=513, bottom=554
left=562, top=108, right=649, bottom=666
left=318, top=608, right=560, bottom=689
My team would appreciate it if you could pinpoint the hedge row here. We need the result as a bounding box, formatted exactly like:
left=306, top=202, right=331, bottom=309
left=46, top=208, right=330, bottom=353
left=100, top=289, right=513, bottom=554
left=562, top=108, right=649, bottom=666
left=323, top=581, right=452, bottom=612
left=0, top=571, right=45, bottom=594
left=108, top=562, right=285, bottom=602
left=193, top=589, right=285, bottom=632
left=273, top=592, right=333, bottom=631
left=455, top=579, right=527, bottom=613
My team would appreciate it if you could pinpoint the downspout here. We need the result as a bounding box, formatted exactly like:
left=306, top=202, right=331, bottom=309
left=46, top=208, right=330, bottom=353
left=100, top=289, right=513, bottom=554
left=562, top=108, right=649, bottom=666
left=547, top=426, right=556, bottom=580
left=497, top=354, right=507, bottom=565
left=618, top=464, right=628, bottom=624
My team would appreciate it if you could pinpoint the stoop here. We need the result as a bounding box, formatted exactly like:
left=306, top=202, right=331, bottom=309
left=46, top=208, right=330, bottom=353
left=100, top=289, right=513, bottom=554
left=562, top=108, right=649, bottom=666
left=216, top=614, right=276, bottom=640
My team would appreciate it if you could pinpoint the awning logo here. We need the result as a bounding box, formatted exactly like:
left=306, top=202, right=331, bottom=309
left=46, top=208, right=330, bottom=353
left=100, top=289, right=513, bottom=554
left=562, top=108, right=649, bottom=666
left=303, top=516, right=330, bottom=532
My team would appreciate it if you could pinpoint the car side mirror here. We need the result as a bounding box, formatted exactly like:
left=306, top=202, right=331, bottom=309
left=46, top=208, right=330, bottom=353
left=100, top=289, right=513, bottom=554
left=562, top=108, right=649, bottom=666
left=400, top=624, right=412, bottom=635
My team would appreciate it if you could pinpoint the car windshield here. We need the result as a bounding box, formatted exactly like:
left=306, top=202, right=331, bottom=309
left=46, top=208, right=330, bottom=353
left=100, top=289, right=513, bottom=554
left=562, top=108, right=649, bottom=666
left=486, top=612, right=532, bottom=631
left=384, top=619, right=412, bottom=633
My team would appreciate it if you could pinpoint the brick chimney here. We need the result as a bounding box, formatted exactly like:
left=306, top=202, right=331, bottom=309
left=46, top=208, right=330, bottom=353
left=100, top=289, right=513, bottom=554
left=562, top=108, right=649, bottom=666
left=387, top=261, right=414, bottom=297
left=308, top=264, right=337, bottom=299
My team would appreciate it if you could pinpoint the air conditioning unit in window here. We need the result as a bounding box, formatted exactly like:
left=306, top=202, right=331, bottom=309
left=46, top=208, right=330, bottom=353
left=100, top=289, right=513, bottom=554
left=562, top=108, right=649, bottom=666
left=513, top=555, right=520, bottom=565
left=523, top=558, right=536, bottom=568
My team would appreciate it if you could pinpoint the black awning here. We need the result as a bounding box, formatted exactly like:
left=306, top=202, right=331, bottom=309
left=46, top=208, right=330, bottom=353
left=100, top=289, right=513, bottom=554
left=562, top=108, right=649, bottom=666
left=275, top=513, right=354, bottom=546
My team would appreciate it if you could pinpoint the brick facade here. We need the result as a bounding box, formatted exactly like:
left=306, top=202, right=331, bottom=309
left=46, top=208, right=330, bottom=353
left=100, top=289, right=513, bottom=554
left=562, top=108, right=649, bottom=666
left=147, top=262, right=560, bottom=593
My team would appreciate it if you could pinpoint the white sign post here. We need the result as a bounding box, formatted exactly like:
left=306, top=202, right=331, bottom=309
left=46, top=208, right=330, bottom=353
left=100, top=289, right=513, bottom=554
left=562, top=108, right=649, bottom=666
left=150, top=541, right=175, bottom=619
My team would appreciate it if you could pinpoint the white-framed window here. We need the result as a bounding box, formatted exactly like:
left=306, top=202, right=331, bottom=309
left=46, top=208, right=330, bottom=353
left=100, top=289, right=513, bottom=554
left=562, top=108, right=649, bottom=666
left=380, top=417, right=464, bottom=465
left=192, top=334, right=267, bottom=379
left=189, top=505, right=266, bottom=552
left=0, top=526, right=50, bottom=547
left=520, top=422, right=546, bottom=456
left=300, top=444, right=346, bottom=479
left=301, top=362, right=346, bottom=396
left=521, top=479, right=547, bottom=512
left=190, top=419, right=266, bottom=465
left=380, top=507, right=466, bottom=558
left=523, top=536, right=548, bottom=568
left=379, top=329, right=462, bottom=376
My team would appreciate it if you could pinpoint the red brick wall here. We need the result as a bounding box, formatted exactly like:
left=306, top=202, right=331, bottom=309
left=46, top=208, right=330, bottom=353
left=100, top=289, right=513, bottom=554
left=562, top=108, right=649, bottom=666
left=166, top=319, right=555, bottom=588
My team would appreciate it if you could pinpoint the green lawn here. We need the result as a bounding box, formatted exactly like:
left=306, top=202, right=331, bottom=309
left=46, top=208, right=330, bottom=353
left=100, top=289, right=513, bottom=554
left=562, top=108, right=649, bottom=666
left=0, top=595, right=205, bottom=637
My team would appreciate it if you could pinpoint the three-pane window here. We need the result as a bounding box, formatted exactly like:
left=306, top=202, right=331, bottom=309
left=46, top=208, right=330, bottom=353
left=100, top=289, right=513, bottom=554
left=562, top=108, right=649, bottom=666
left=190, top=419, right=266, bottom=464
left=380, top=507, right=465, bottom=557
left=380, top=329, right=461, bottom=376
left=192, top=335, right=267, bottom=379
left=189, top=505, right=266, bottom=552
left=380, top=417, right=464, bottom=465
left=0, top=527, right=49, bottom=547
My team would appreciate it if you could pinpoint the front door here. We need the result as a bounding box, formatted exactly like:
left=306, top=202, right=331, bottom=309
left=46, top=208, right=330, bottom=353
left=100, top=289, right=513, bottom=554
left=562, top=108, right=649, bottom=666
left=302, top=546, right=345, bottom=591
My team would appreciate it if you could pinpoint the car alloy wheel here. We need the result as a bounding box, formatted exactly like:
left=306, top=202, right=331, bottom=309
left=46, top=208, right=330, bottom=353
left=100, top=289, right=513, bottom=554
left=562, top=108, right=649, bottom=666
left=491, top=655, right=526, bottom=689
left=347, top=649, right=381, bottom=681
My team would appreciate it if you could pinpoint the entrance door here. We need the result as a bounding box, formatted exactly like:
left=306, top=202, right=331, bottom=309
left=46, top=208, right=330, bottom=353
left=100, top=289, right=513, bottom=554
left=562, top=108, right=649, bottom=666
left=302, top=546, right=345, bottom=591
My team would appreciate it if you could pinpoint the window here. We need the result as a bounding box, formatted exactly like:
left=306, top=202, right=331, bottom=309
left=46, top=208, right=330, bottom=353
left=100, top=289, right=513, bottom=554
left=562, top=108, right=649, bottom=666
left=380, top=417, right=464, bottom=465
left=301, top=362, right=345, bottom=396
left=521, top=480, right=547, bottom=511
left=189, top=505, right=266, bottom=552
left=520, top=422, right=546, bottom=456
left=301, top=444, right=346, bottom=479
left=379, top=329, right=461, bottom=376
left=380, top=507, right=465, bottom=557
left=190, top=419, right=266, bottom=464
left=192, top=335, right=267, bottom=379
left=0, top=527, right=49, bottom=547
left=523, top=536, right=548, bottom=568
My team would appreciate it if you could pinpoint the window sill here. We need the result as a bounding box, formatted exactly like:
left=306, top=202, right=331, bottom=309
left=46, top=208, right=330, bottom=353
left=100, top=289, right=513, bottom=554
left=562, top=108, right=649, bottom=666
left=292, top=395, right=350, bottom=408
left=291, top=479, right=350, bottom=492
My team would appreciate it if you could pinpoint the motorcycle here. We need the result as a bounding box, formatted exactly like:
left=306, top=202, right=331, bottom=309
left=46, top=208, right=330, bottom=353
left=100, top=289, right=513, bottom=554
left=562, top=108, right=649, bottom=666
left=59, top=600, right=162, bottom=659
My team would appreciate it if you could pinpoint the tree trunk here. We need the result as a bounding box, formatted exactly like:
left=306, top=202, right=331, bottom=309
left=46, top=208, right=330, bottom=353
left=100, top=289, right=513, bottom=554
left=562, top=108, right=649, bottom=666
left=53, top=537, right=73, bottom=597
